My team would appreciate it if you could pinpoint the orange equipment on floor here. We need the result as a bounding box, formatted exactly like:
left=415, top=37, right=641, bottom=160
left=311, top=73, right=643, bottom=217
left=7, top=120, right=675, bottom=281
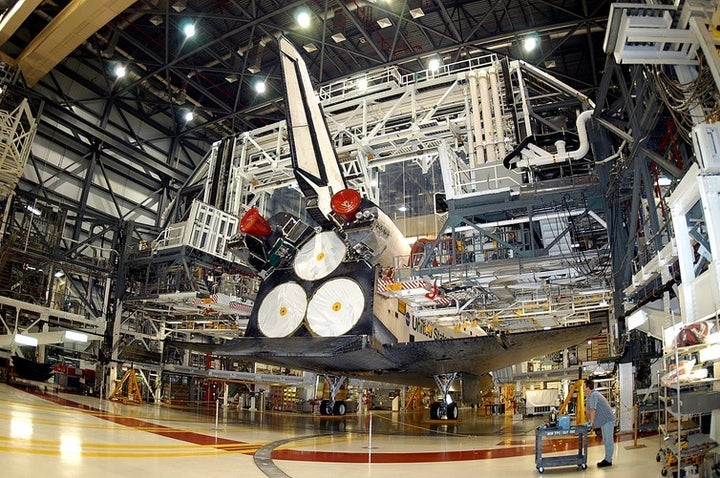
left=108, top=369, right=143, bottom=404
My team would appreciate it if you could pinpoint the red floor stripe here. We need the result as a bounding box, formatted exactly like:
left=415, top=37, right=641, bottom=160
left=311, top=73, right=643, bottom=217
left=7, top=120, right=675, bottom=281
left=24, top=387, right=249, bottom=449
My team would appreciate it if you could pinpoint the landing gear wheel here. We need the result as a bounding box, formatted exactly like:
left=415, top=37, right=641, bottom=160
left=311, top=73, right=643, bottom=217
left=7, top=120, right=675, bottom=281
left=537, top=466, right=544, bottom=473
left=430, top=402, right=441, bottom=420
left=580, top=464, right=587, bottom=470
left=333, top=400, right=347, bottom=416
left=319, top=400, right=333, bottom=416
left=661, top=467, right=668, bottom=476
left=446, top=403, right=459, bottom=420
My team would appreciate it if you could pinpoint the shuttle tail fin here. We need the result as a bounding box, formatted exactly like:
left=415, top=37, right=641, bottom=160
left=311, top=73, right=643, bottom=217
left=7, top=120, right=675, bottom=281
left=278, top=36, right=347, bottom=227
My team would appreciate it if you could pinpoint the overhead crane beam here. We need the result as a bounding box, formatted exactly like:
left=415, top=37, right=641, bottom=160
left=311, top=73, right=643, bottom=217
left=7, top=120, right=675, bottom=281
left=0, top=0, right=43, bottom=48
left=15, top=0, right=136, bottom=87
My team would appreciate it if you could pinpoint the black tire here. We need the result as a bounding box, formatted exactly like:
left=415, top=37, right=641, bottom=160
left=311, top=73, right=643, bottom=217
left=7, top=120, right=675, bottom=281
left=446, top=402, right=459, bottom=420
left=538, top=466, right=544, bottom=473
left=430, top=402, right=441, bottom=420
left=320, top=399, right=332, bottom=415
left=333, top=400, right=347, bottom=416
left=661, top=467, right=668, bottom=476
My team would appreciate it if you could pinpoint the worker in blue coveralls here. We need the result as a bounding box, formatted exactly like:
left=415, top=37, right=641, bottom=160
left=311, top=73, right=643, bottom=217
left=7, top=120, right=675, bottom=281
left=583, top=378, right=615, bottom=468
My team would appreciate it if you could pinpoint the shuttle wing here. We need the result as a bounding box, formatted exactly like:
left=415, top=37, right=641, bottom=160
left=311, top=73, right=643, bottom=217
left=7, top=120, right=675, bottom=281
left=173, top=319, right=602, bottom=388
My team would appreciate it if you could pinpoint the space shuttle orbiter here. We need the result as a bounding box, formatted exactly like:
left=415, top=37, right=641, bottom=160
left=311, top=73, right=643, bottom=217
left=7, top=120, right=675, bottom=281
left=214, top=36, right=604, bottom=419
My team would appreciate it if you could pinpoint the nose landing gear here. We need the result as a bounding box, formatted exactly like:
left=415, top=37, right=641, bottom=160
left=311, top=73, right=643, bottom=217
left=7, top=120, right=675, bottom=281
left=429, top=373, right=460, bottom=420
left=318, top=374, right=348, bottom=416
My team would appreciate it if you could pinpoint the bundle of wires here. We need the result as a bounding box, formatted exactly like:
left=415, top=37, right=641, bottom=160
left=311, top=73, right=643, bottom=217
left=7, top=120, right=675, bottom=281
left=649, top=53, right=720, bottom=142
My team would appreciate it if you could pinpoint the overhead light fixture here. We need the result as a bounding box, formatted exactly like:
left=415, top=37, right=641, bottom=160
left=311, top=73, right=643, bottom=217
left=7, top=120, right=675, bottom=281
left=225, top=75, right=237, bottom=83
left=65, top=331, right=88, bottom=343
left=357, top=77, right=368, bottom=91
left=428, top=57, right=441, bottom=72
left=296, top=10, right=311, bottom=28
left=114, top=64, right=126, bottom=78
left=398, top=205, right=408, bottom=212
left=183, top=111, right=194, bottom=122
left=254, top=80, right=266, bottom=94
left=182, top=23, right=195, bottom=38
left=15, top=333, right=38, bottom=347
left=149, top=15, right=163, bottom=26
left=523, top=34, right=539, bottom=52
left=331, top=33, right=346, bottom=43
left=172, top=0, right=186, bottom=13
left=303, top=43, right=317, bottom=53
left=247, top=65, right=261, bottom=73
left=54, top=271, right=64, bottom=278
left=409, top=8, right=425, bottom=19
left=377, top=17, right=392, bottom=29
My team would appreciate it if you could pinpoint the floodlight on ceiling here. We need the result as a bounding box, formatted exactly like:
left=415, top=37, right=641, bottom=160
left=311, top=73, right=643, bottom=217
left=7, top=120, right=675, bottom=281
left=247, top=65, right=261, bottom=74
left=409, top=8, right=425, bottom=19
left=54, top=271, right=64, bottom=278
left=331, top=33, right=346, bottom=43
left=377, top=17, right=392, bottom=29
left=523, top=34, right=539, bottom=52
left=182, top=23, right=195, bottom=38
left=183, top=110, right=194, bottom=122
left=65, top=331, right=88, bottom=343
left=428, top=57, right=441, bottom=72
left=296, top=10, right=311, bottom=28
left=172, top=0, right=186, bottom=12
left=149, top=15, right=163, bottom=26
left=113, top=64, right=126, bottom=78
left=254, top=80, right=266, bottom=94
left=225, top=75, right=237, bottom=83
left=303, top=43, right=317, bottom=53
left=15, top=333, right=38, bottom=347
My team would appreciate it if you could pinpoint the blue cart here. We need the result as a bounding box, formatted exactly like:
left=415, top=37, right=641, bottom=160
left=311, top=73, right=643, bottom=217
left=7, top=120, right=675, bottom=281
left=535, top=424, right=589, bottom=473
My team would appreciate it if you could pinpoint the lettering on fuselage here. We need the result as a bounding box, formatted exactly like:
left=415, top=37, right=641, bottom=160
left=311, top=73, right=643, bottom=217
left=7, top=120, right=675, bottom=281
left=371, top=220, right=390, bottom=239
left=406, top=312, right=448, bottom=340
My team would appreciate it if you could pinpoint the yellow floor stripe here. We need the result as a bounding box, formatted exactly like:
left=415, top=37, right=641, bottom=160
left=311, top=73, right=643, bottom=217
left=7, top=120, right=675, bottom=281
left=0, top=436, right=263, bottom=450
left=0, top=444, right=258, bottom=457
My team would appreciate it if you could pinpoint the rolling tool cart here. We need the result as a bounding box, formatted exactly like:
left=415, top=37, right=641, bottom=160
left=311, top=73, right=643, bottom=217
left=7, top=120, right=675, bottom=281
left=535, top=423, right=589, bottom=473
